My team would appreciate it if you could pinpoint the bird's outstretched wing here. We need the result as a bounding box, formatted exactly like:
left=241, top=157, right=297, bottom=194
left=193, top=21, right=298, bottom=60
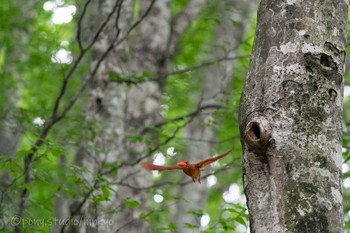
left=141, top=162, right=182, bottom=171
left=195, top=148, right=233, bottom=168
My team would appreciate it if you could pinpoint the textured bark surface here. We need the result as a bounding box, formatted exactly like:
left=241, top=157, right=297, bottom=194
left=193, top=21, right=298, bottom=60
left=172, top=0, right=256, bottom=231
left=239, top=0, right=347, bottom=232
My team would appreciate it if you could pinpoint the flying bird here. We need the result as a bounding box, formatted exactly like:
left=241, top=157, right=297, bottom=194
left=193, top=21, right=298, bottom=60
left=140, top=148, right=233, bottom=184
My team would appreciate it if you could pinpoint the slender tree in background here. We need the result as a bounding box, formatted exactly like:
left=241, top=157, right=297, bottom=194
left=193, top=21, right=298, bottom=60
left=68, top=1, right=163, bottom=232
left=0, top=0, right=32, bottom=166
left=64, top=0, right=210, bottom=232
left=172, top=0, right=256, bottom=231
left=0, top=0, right=35, bottom=227
left=239, top=0, right=347, bottom=232
left=0, top=0, right=36, bottom=157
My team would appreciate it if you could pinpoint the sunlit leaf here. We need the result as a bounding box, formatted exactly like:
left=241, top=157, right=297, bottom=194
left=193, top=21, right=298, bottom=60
left=124, top=198, right=141, bottom=209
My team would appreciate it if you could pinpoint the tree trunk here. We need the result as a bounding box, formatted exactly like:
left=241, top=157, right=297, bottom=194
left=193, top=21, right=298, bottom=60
left=0, top=0, right=35, bottom=157
left=172, top=0, right=256, bottom=231
left=69, top=1, right=168, bottom=232
left=0, top=0, right=33, bottom=161
left=239, top=0, right=347, bottom=232
left=64, top=1, right=208, bottom=233
left=0, top=0, right=35, bottom=228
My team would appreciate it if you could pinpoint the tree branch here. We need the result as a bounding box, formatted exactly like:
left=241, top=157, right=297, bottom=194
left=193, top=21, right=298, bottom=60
left=143, top=104, right=226, bottom=132
left=76, top=0, right=91, bottom=52
left=109, top=54, right=250, bottom=84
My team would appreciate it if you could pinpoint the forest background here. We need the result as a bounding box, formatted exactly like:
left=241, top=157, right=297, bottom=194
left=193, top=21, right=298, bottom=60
left=1, top=0, right=350, bottom=232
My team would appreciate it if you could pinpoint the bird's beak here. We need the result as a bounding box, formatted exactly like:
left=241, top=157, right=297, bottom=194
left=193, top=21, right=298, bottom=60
left=177, top=161, right=187, bottom=167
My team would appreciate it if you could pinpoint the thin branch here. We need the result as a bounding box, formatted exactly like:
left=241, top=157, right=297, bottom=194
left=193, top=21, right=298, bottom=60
left=84, top=0, right=123, bottom=52
left=157, top=55, right=250, bottom=81
left=126, top=0, right=156, bottom=35
left=175, top=135, right=239, bottom=144
left=109, top=55, right=250, bottom=84
left=76, top=0, right=92, bottom=51
left=143, top=104, right=226, bottom=133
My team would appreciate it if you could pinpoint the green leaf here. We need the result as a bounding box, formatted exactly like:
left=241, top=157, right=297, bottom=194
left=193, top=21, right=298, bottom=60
left=220, top=219, right=234, bottom=230
left=101, top=185, right=110, bottom=200
left=186, top=209, right=203, bottom=217
left=168, top=223, right=176, bottom=230
left=93, top=195, right=104, bottom=205
left=168, top=195, right=186, bottom=201
left=97, top=175, right=110, bottom=184
left=235, top=216, right=246, bottom=225
left=184, top=222, right=199, bottom=229
left=157, top=227, right=170, bottom=231
left=108, top=70, right=151, bottom=85
left=124, top=198, right=140, bottom=209
left=125, top=134, right=145, bottom=142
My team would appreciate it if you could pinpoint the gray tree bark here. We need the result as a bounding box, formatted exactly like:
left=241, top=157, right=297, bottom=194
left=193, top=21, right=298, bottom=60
left=172, top=0, right=257, bottom=231
left=71, top=1, right=167, bottom=232
left=239, top=0, right=347, bottom=232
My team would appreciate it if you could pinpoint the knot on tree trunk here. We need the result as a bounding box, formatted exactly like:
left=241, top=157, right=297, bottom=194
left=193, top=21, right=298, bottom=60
left=244, top=116, right=271, bottom=152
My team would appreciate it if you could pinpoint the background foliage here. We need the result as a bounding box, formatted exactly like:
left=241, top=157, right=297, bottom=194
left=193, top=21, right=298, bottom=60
left=1, top=0, right=350, bottom=232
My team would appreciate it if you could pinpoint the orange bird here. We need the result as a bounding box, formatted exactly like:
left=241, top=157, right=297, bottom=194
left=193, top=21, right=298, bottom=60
left=140, top=148, right=233, bottom=184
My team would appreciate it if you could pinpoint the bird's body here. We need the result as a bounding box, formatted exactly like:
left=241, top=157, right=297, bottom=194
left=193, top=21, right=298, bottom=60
left=140, top=148, right=233, bottom=184
left=180, top=165, right=201, bottom=183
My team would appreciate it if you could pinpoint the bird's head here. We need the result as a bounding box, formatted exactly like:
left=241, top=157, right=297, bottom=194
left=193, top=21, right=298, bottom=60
left=177, top=161, right=189, bottom=167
